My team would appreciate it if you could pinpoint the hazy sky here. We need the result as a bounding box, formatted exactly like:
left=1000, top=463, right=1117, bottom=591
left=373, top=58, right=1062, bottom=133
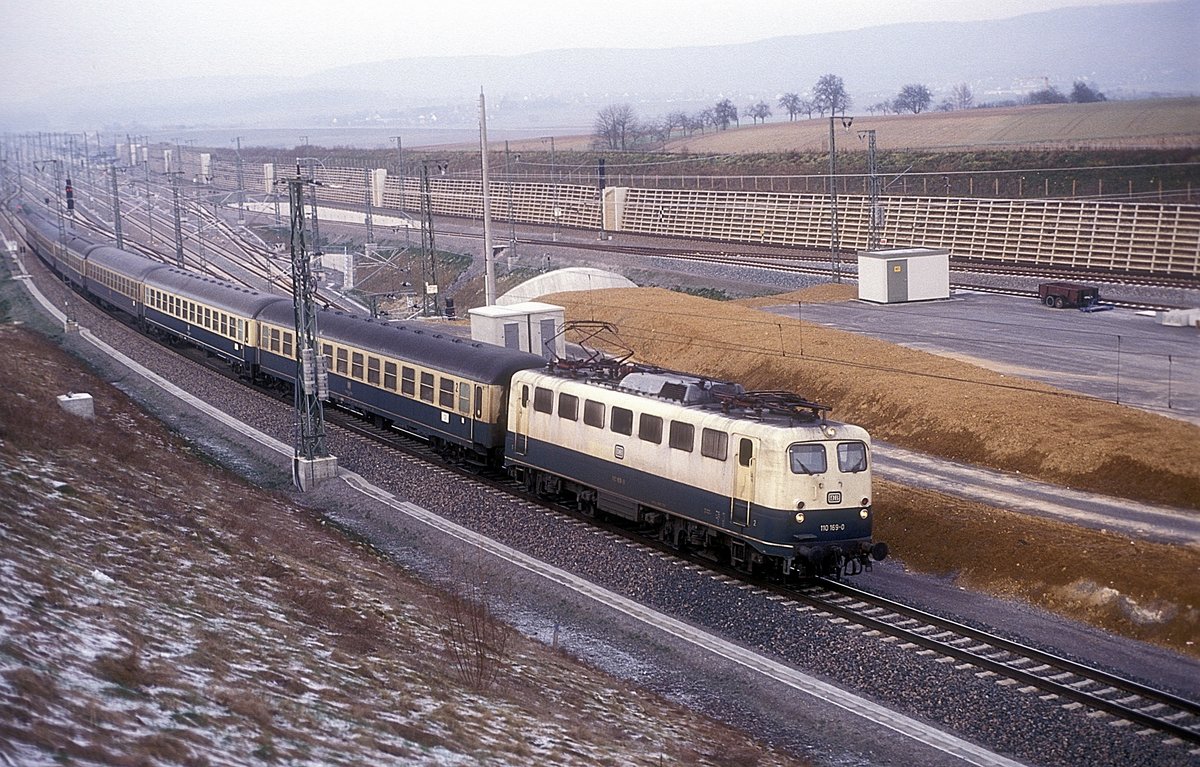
left=0, top=0, right=1175, bottom=104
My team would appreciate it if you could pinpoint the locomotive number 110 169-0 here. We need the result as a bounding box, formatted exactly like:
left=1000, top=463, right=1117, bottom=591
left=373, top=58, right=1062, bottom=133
left=820, top=523, right=846, bottom=532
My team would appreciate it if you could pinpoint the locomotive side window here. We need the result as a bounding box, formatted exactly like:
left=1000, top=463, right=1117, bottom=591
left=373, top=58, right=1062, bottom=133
left=583, top=399, right=605, bottom=428
left=558, top=393, right=578, bottom=421
left=738, top=438, right=754, bottom=467
left=789, top=443, right=827, bottom=475
left=837, top=441, right=869, bottom=473
left=420, top=372, right=435, bottom=403
left=384, top=361, right=397, bottom=391
left=639, top=414, right=663, bottom=444
left=611, top=407, right=633, bottom=436
left=669, top=421, right=694, bottom=452
left=701, top=428, right=728, bottom=461
left=533, top=387, right=553, bottom=414
left=402, top=366, right=416, bottom=396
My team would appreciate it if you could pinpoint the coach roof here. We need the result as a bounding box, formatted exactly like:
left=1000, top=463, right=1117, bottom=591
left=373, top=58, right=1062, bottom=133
left=84, top=245, right=171, bottom=280
left=144, top=267, right=288, bottom=317
left=260, top=303, right=546, bottom=384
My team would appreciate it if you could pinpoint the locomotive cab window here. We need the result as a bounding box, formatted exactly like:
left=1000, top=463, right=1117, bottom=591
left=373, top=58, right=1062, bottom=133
left=837, top=441, right=869, bottom=473
left=738, top=438, right=754, bottom=467
left=789, top=443, right=827, bottom=475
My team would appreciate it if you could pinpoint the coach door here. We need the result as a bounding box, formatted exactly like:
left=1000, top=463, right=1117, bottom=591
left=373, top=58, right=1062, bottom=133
left=731, top=434, right=757, bottom=527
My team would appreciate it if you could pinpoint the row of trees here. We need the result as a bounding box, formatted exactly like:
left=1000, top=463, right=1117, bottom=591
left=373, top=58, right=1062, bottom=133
left=593, top=75, right=1108, bottom=150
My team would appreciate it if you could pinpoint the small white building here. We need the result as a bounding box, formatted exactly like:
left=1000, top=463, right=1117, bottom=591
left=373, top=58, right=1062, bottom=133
left=468, top=301, right=566, bottom=360
left=858, top=247, right=950, bottom=303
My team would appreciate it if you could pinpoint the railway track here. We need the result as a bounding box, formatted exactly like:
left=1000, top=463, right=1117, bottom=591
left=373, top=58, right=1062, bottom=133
left=16, top=234, right=1199, bottom=759
left=320, top=397, right=1200, bottom=752
left=802, top=579, right=1200, bottom=747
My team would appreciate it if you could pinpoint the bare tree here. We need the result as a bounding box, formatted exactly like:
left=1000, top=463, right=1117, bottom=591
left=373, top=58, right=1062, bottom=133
left=713, top=99, right=739, bottom=130
left=951, top=83, right=974, bottom=111
left=438, top=560, right=515, bottom=691
left=812, top=74, right=851, bottom=116
left=893, top=84, right=933, bottom=114
left=746, top=101, right=772, bottom=124
left=593, top=103, right=638, bottom=150
left=778, top=92, right=803, bottom=121
left=1070, top=80, right=1107, bottom=103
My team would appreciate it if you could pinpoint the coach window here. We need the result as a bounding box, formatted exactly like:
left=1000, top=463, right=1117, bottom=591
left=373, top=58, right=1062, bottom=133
left=384, top=361, right=397, bottom=391
left=583, top=399, right=605, bottom=429
left=269, top=328, right=280, bottom=353
left=189, top=303, right=197, bottom=324
left=402, top=366, right=416, bottom=396
left=236, top=319, right=245, bottom=343
left=789, top=443, right=827, bottom=475
left=351, top=352, right=364, bottom=380
left=336, top=348, right=349, bottom=375
left=611, top=406, right=633, bottom=436
left=420, top=372, right=435, bottom=403
left=458, top=382, right=471, bottom=413
left=701, top=428, right=728, bottom=461
left=837, top=442, right=868, bottom=473
left=282, top=331, right=293, bottom=357
left=439, top=377, right=456, bottom=408
left=533, top=387, right=553, bottom=415
left=203, top=307, right=211, bottom=328
left=669, top=421, right=694, bottom=452
left=639, top=414, right=663, bottom=444
left=367, top=357, right=381, bottom=385
left=321, top=344, right=333, bottom=369
left=558, top=392, right=578, bottom=421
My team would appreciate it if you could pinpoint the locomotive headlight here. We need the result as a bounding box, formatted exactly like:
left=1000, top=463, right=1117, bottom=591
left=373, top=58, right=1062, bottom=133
left=794, top=512, right=805, bottom=524
left=859, top=508, right=869, bottom=519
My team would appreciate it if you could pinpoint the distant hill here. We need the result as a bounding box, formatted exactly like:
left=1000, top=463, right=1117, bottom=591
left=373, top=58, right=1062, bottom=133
left=5, top=1, right=1197, bottom=135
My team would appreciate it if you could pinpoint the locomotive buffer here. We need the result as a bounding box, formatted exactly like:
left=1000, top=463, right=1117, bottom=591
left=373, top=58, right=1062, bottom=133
left=282, top=167, right=338, bottom=491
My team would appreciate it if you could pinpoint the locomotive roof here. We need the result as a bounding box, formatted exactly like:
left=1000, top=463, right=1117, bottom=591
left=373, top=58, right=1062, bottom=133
left=528, top=363, right=831, bottom=424
left=143, top=267, right=289, bottom=316
left=258, top=303, right=546, bottom=384
left=84, top=245, right=171, bottom=279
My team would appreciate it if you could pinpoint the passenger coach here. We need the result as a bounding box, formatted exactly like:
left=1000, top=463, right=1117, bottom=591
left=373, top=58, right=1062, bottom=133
left=256, top=304, right=545, bottom=461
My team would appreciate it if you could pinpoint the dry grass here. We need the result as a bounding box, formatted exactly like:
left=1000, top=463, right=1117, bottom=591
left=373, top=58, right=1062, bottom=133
left=0, top=322, right=808, bottom=765
left=547, top=286, right=1200, bottom=510
left=544, top=285, right=1200, bottom=655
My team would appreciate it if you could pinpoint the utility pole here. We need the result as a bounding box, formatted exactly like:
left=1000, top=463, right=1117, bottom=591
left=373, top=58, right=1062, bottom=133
left=363, top=165, right=374, bottom=244
left=391, top=135, right=404, bottom=213
left=479, top=89, right=496, bottom=306
left=170, top=171, right=185, bottom=267
left=859, top=129, right=882, bottom=251
left=144, top=157, right=155, bottom=243
left=419, top=164, right=440, bottom=317
left=234, top=136, right=246, bottom=224
left=108, top=160, right=124, bottom=249
left=505, top=140, right=516, bottom=260
left=281, top=165, right=336, bottom=491
left=828, top=113, right=852, bottom=283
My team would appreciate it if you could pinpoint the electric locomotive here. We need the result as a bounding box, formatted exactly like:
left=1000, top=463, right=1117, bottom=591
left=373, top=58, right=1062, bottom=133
left=506, top=361, right=887, bottom=577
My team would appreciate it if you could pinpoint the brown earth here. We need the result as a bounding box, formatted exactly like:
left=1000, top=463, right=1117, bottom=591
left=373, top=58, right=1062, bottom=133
left=543, top=284, right=1200, bottom=656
